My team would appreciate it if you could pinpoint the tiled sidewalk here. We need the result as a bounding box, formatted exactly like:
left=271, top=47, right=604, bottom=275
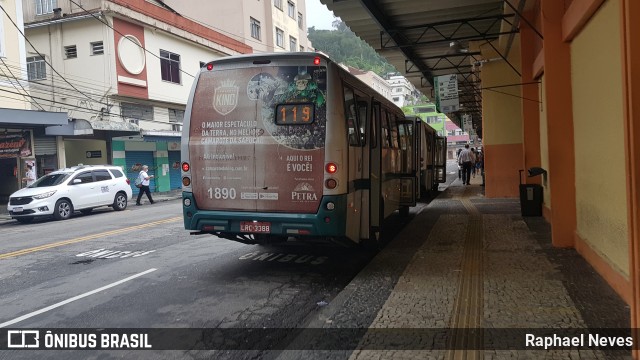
left=283, top=176, right=631, bottom=359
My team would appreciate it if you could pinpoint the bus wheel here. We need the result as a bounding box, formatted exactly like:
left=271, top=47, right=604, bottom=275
left=362, top=230, right=381, bottom=252
left=399, top=206, right=409, bottom=217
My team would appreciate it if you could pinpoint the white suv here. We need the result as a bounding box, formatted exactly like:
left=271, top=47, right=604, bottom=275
left=7, top=165, right=133, bottom=223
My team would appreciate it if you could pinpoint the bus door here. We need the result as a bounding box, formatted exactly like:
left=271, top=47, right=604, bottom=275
left=397, top=118, right=417, bottom=208
left=434, top=136, right=447, bottom=183
left=344, top=86, right=365, bottom=241
left=413, top=119, right=423, bottom=198
left=369, top=101, right=382, bottom=240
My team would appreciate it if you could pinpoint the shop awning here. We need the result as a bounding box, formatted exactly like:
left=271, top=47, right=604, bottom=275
left=45, top=118, right=140, bottom=137
left=0, top=108, right=68, bottom=127
left=141, top=130, right=182, bottom=142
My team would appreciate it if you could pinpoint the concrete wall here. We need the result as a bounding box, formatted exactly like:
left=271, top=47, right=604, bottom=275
left=571, top=0, right=628, bottom=277
left=143, top=30, right=229, bottom=107
left=24, top=19, right=114, bottom=116
left=0, top=0, right=31, bottom=110
left=64, top=139, right=107, bottom=166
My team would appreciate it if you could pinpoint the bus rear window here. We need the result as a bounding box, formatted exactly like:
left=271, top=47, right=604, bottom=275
left=275, top=103, right=315, bottom=125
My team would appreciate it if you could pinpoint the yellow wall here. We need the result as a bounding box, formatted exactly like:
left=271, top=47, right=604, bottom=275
left=481, top=37, right=523, bottom=146
left=571, top=0, right=628, bottom=276
left=64, top=139, right=107, bottom=166
left=539, top=75, right=551, bottom=208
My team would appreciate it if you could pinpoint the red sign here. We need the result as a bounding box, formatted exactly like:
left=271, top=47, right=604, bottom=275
left=0, top=132, right=32, bottom=159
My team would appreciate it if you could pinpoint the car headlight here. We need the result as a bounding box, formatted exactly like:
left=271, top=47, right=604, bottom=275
left=33, top=190, right=57, bottom=199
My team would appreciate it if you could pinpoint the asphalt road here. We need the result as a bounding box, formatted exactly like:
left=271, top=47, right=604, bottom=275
left=0, top=161, right=460, bottom=359
left=0, top=192, right=423, bottom=359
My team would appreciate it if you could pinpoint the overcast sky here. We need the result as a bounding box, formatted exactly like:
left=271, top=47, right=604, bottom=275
left=305, top=0, right=339, bottom=30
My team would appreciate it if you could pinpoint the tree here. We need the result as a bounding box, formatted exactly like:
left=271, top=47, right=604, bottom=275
left=308, top=21, right=395, bottom=77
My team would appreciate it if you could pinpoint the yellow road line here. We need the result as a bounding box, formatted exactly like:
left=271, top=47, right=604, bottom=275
left=0, top=216, right=181, bottom=260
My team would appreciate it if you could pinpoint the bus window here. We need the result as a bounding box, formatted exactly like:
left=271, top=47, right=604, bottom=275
left=357, top=99, right=368, bottom=147
left=371, top=103, right=380, bottom=149
left=381, top=110, right=391, bottom=149
left=389, top=115, right=399, bottom=149
left=398, top=122, right=407, bottom=151
left=343, top=86, right=361, bottom=146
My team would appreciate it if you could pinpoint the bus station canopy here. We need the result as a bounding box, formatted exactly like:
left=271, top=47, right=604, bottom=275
left=320, top=0, right=534, bottom=138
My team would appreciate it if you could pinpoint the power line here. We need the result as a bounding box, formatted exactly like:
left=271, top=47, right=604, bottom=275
left=0, top=87, right=122, bottom=118
left=68, top=0, right=195, bottom=79
left=0, top=4, right=107, bottom=108
left=0, top=59, right=189, bottom=106
left=0, top=57, right=46, bottom=110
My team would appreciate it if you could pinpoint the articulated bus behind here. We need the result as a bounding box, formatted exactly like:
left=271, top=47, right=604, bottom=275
left=181, top=53, right=423, bottom=246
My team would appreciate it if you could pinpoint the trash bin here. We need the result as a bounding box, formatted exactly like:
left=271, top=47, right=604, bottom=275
left=519, top=184, right=543, bottom=216
left=519, top=169, right=543, bottom=216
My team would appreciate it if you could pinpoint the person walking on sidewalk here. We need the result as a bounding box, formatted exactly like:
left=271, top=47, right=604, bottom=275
left=136, top=165, right=155, bottom=205
left=458, top=144, right=476, bottom=185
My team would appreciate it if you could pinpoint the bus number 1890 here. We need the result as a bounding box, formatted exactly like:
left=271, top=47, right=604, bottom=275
left=208, top=187, right=237, bottom=199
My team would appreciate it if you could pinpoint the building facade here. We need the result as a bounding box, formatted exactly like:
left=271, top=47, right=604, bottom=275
left=0, top=0, right=68, bottom=202
left=387, top=74, right=417, bottom=107
left=20, top=0, right=250, bottom=194
left=346, top=65, right=392, bottom=101
left=162, top=0, right=313, bottom=53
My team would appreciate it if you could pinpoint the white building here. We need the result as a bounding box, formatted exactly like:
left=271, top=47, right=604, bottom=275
left=0, top=0, right=68, bottom=201
left=387, top=74, right=417, bottom=107
left=162, top=0, right=313, bottom=53
left=346, top=66, right=392, bottom=101
left=21, top=0, right=250, bottom=193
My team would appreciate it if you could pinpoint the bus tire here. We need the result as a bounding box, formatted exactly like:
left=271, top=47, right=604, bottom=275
left=399, top=206, right=409, bottom=217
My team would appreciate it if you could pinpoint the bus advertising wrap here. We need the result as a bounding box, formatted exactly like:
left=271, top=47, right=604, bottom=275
left=189, top=65, right=327, bottom=213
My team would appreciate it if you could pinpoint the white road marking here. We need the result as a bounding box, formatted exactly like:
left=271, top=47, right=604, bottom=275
left=0, top=268, right=157, bottom=328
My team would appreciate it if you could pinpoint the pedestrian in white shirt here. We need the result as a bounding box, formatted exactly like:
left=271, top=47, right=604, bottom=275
left=457, top=144, right=476, bottom=185
left=136, top=165, right=155, bottom=205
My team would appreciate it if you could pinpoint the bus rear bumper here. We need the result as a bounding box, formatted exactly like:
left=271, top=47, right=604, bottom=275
left=182, top=192, right=347, bottom=238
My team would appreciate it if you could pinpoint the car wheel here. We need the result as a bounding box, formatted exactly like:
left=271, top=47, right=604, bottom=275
left=16, top=217, right=34, bottom=224
left=80, top=208, right=93, bottom=215
left=53, top=199, right=73, bottom=220
left=112, top=192, right=128, bottom=211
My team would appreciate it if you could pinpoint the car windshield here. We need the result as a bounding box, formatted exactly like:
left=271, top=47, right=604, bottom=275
left=28, top=173, right=72, bottom=188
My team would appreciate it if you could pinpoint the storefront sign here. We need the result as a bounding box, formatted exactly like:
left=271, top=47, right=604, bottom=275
left=86, top=150, right=102, bottom=158
left=0, top=132, right=32, bottom=158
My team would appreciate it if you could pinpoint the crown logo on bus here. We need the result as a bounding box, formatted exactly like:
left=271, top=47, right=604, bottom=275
left=213, top=79, right=239, bottom=116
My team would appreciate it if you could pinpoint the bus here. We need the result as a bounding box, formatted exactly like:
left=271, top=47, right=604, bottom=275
left=405, top=116, right=447, bottom=196
left=180, top=53, right=445, bottom=246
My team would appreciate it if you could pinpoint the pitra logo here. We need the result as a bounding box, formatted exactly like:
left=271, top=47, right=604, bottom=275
left=213, top=79, right=239, bottom=115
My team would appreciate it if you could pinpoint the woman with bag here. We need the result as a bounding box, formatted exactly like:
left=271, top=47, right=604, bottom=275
left=136, top=165, right=155, bottom=205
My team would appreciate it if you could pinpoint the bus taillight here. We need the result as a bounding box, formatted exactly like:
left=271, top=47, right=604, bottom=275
left=182, top=177, right=191, bottom=186
left=206, top=63, right=213, bottom=71
left=313, top=56, right=321, bottom=65
left=325, top=178, right=337, bottom=189
left=325, top=163, right=337, bottom=174
left=182, top=162, right=190, bottom=172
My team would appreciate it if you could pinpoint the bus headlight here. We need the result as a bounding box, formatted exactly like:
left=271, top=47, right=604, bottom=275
left=184, top=198, right=191, bottom=207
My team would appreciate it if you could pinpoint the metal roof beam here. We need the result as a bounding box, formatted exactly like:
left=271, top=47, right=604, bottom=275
left=381, top=14, right=516, bottom=50
left=359, top=0, right=435, bottom=85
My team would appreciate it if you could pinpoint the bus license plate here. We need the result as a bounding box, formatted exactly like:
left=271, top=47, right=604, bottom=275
left=240, top=221, right=270, bottom=233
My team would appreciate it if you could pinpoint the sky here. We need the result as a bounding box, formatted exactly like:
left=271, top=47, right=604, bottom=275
left=305, top=0, right=339, bottom=30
